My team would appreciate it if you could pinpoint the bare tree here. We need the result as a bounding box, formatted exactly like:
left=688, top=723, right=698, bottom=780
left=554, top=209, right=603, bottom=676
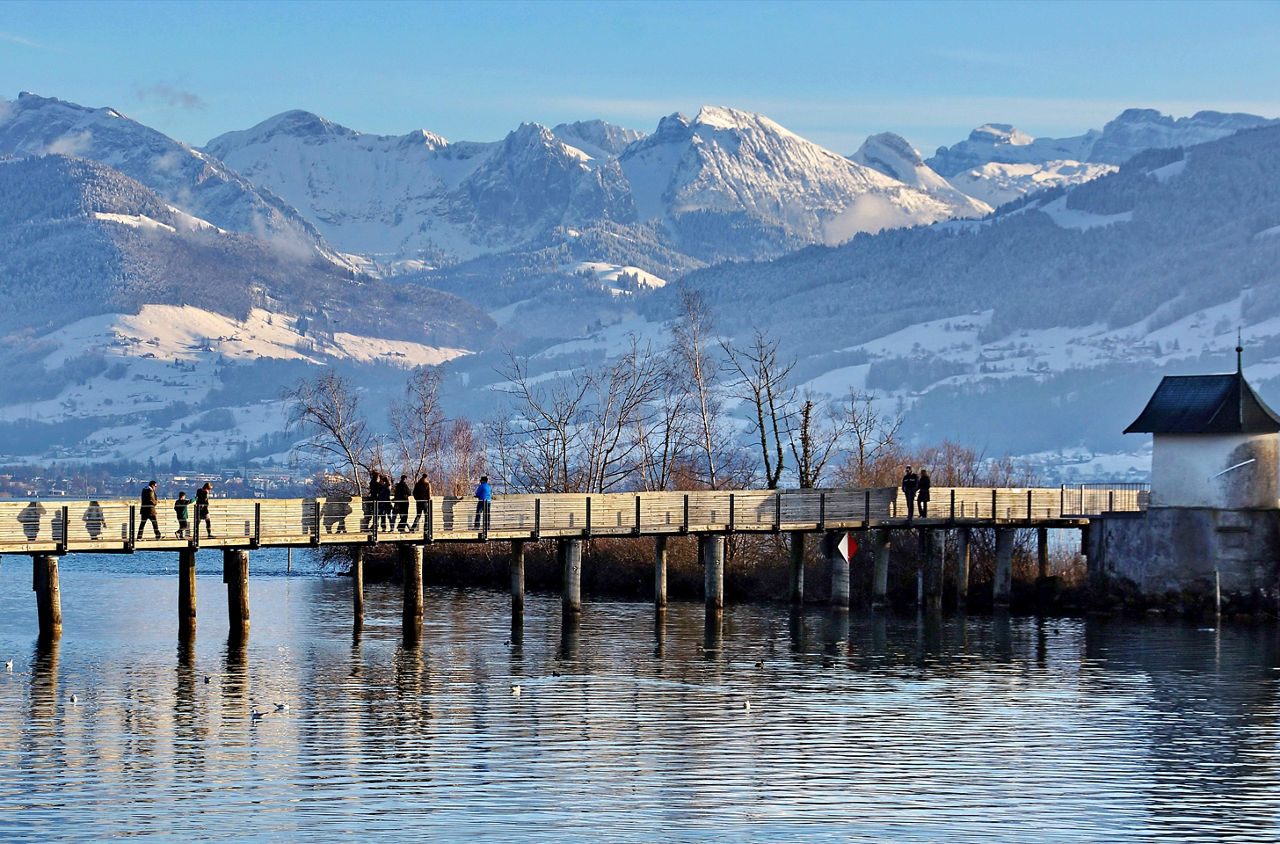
left=283, top=371, right=371, bottom=494
left=722, top=329, right=795, bottom=488
left=496, top=352, right=589, bottom=492
left=835, top=389, right=904, bottom=487
left=670, top=288, right=727, bottom=489
left=389, top=367, right=444, bottom=482
left=787, top=395, right=849, bottom=489
left=633, top=359, right=690, bottom=491
left=436, top=417, right=485, bottom=496
left=579, top=338, right=664, bottom=493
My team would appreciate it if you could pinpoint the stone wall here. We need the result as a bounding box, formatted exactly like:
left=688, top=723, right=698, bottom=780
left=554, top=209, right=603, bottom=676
left=1087, top=506, right=1280, bottom=612
left=1151, top=433, right=1278, bottom=509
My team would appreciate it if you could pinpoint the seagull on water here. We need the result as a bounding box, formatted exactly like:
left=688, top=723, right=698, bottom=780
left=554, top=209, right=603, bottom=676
left=203, top=675, right=212, bottom=684
left=4, top=659, right=12, bottom=672
left=250, top=708, right=265, bottom=720
left=511, top=684, right=522, bottom=696
left=274, top=702, right=289, bottom=712
left=69, top=694, right=78, bottom=705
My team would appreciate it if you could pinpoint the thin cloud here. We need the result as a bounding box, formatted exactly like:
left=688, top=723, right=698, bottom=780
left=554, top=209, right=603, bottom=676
left=136, top=84, right=206, bottom=111
left=0, top=31, right=65, bottom=52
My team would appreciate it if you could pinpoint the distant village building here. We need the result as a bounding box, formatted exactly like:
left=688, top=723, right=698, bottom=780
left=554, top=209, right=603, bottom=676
left=1089, top=344, right=1280, bottom=612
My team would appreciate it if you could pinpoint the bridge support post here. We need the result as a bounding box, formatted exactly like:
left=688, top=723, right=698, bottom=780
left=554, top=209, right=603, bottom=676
left=1037, top=527, right=1049, bottom=580
left=789, top=530, right=805, bottom=605
left=994, top=528, right=1014, bottom=607
left=701, top=534, right=724, bottom=612
left=178, top=547, right=197, bottom=641
left=560, top=538, right=582, bottom=615
left=955, top=528, right=971, bottom=607
left=924, top=530, right=944, bottom=610
left=401, top=544, right=423, bottom=645
left=32, top=554, right=62, bottom=641
left=653, top=535, right=667, bottom=609
left=827, top=532, right=849, bottom=609
left=351, top=546, right=364, bottom=632
left=510, top=540, right=525, bottom=616
left=872, top=529, right=890, bottom=609
left=222, top=549, right=249, bottom=640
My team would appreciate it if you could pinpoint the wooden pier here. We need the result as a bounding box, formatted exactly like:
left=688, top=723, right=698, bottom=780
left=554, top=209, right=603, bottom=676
left=1, top=485, right=1146, bottom=641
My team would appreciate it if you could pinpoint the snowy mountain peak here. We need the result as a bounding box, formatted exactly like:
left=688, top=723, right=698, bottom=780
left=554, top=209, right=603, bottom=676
left=852, top=133, right=992, bottom=217
left=852, top=133, right=926, bottom=180
left=256, top=109, right=356, bottom=142
left=692, top=105, right=794, bottom=138
left=550, top=120, right=646, bottom=159
left=0, top=93, right=355, bottom=272
left=970, top=123, right=1035, bottom=147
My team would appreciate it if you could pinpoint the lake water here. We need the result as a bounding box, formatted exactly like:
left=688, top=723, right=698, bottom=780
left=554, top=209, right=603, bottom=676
left=1, top=550, right=1279, bottom=841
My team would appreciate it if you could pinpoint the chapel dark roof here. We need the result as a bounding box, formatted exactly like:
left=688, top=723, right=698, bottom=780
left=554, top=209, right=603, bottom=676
left=1124, top=367, right=1280, bottom=434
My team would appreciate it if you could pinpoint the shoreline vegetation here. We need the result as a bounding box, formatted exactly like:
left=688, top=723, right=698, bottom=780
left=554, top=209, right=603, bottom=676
left=343, top=535, right=1260, bottom=621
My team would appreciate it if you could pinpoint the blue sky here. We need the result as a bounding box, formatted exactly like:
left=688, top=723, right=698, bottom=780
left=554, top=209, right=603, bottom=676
left=3, top=0, right=1279, bottom=153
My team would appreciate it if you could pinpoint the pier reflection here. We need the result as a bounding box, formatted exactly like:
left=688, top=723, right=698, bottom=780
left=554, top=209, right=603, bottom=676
left=3, top=568, right=1280, bottom=840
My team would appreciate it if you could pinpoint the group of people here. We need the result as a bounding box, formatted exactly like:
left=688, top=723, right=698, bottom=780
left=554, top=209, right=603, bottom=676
left=363, top=472, right=433, bottom=533
left=125, top=471, right=495, bottom=540
left=136, top=480, right=214, bottom=541
left=900, top=467, right=932, bottom=521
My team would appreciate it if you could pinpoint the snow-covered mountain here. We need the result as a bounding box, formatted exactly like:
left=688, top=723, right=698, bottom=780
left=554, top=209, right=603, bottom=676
left=0, top=93, right=361, bottom=273
left=643, top=124, right=1280, bottom=466
left=206, top=105, right=990, bottom=276
left=927, top=109, right=1278, bottom=207
left=0, top=152, right=494, bottom=465
left=849, top=132, right=991, bottom=216
left=206, top=112, right=635, bottom=271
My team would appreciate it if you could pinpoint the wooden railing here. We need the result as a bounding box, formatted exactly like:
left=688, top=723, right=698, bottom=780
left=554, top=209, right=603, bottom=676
left=0, top=486, right=1147, bottom=555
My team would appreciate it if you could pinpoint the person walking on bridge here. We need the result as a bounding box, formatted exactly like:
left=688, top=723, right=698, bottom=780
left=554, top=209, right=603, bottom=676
left=917, top=469, right=932, bottom=518
left=409, top=474, right=432, bottom=532
left=174, top=491, right=191, bottom=539
left=473, top=475, right=491, bottom=531
left=901, top=467, right=919, bottom=522
left=393, top=474, right=411, bottom=532
left=196, top=482, right=214, bottom=538
left=137, top=480, right=161, bottom=541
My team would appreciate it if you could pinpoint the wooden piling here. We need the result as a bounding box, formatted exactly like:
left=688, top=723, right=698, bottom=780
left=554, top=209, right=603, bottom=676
left=827, top=532, right=849, bottom=609
left=351, top=546, right=364, bottom=631
left=32, top=554, right=62, bottom=640
left=1037, top=527, right=1049, bottom=580
left=178, top=547, right=197, bottom=640
left=701, top=534, right=725, bottom=612
left=788, top=530, right=805, bottom=605
left=222, top=549, right=249, bottom=639
left=924, top=530, right=943, bottom=610
left=994, top=528, right=1014, bottom=607
left=401, top=543, right=424, bottom=644
left=653, top=535, right=667, bottom=609
left=561, top=538, right=582, bottom=615
left=955, top=527, right=971, bottom=607
left=510, top=539, right=525, bottom=615
left=872, top=528, right=891, bottom=608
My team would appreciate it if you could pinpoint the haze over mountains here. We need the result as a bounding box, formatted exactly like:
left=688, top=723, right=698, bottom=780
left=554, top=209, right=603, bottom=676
left=0, top=89, right=1275, bottom=477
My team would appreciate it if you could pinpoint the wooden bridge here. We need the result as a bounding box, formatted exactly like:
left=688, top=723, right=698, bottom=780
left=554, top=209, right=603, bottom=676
left=4, top=484, right=1147, bottom=642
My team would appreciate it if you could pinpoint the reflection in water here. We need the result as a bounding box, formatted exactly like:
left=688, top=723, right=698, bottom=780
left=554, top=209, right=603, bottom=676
left=3, top=565, right=1280, bottom=840
left=653, top=607, right=666, bottom=658
left=703, top=608, right=723, bottom=658
left=559, top=611, right=580, bottom=660
left=788, top=608, right=804, bottom=653
left=509, top=612, right=524, bottom=659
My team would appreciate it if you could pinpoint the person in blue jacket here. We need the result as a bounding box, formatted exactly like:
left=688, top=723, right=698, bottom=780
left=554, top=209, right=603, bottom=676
left=473, top=475, right=491, bottom=531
